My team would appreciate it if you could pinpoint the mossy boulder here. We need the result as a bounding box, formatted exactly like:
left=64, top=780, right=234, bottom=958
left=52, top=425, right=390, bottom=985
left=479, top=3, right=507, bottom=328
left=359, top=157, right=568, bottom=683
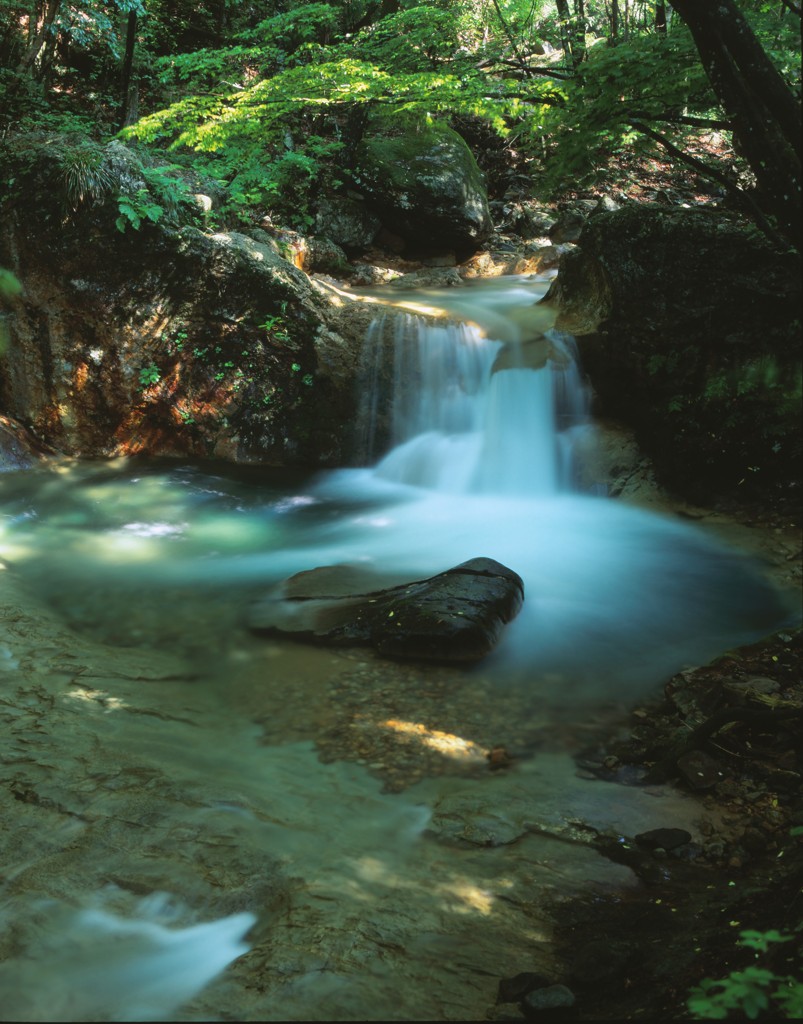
left=352, top=113, right=492, bottom=254
left=0, top=133, right=363, bottom=465
left=549, top=205, right=802, bottom=501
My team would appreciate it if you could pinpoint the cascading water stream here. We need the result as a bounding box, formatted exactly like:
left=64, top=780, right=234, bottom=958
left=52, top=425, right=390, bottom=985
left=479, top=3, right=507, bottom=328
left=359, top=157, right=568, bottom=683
left=363, top=314, right=592, bottom=497
left=308, top=275, right=794, bottom=696
left=0, top=275, right=797, bottom=1023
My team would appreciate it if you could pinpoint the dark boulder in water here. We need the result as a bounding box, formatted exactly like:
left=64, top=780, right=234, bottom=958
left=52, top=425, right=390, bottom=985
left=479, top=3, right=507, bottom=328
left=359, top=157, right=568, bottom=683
left=247, top=557, right=524, bottom=663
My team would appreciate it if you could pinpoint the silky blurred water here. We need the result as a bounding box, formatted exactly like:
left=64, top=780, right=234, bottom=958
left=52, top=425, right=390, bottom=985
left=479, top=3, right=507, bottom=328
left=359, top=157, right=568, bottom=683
left=0, top=275, right=796, bottom=1020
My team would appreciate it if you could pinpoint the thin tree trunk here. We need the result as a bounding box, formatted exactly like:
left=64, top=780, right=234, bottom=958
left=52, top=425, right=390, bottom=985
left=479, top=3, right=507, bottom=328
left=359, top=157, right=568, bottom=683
left=18, top=0, right=60, bottom=73
left=118, top=11, right=138, bottom=129
left=655, top=2, right=667, bottom=34
left=555, top=0, right=575, bottom=65
left=572, top=0, right=587, bottom=64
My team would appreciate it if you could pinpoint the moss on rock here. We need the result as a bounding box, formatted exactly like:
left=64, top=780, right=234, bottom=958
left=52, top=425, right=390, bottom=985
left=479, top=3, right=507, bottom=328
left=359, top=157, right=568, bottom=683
left=353, top=112, right=492, bottom=253
left=551, top=205, right=802, bottom=501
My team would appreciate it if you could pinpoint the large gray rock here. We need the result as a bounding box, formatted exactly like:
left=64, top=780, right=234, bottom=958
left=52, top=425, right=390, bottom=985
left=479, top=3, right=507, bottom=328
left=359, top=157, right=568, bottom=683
left=248, top=557, right=524, bottom=663
left=314, top=195, right=380, bottom=253
left=547, top=205, right=802, bottom=500
left=352, top=113, right=492, bottom=254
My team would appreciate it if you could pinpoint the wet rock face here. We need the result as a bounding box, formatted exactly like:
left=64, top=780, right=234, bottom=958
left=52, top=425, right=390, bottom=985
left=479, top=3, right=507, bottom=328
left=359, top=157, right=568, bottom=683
left=248, top=557, right=524, bottom=663
left=550, top=205, right=802, bottom=500
left=0, top=414, right=55, bottom=471
left=352, top=113, right=493, bottom=255
left=314, top=195, right=381, bottom=254
left=0, top=135, right=361, bottom=465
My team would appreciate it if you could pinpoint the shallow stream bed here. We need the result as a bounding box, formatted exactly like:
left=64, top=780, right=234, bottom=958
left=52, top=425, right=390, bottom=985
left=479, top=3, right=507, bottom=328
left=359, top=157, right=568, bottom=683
left=0, top=457, right=798, bottom=1021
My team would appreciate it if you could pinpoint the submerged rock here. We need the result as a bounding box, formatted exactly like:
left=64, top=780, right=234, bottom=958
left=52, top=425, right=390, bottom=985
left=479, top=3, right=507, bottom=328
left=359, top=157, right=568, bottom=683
left=248, top=557, right=524, bottom=662
left=634, top=827, right=692, bottom=851
left=521, top=983, right=577, bottom=1018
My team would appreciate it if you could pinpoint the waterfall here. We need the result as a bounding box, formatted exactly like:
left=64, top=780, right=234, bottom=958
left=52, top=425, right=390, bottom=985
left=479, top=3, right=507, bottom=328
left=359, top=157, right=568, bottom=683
left=357, top=296, right=594, bottom=497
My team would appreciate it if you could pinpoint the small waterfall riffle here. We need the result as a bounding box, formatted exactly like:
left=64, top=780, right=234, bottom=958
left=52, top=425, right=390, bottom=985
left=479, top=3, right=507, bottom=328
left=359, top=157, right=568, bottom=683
left=330, top=276, right=794, bottom=698
left=358, top=313, right=593, bottom=497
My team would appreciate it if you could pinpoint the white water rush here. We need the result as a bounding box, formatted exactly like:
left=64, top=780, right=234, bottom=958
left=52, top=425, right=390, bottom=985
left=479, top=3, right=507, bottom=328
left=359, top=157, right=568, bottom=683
left=310, top=275, right=792, bottom=695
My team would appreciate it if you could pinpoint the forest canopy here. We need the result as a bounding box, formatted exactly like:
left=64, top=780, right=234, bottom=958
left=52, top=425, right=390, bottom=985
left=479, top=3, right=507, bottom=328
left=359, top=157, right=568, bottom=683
left=1, top=1, right=800, bottom=247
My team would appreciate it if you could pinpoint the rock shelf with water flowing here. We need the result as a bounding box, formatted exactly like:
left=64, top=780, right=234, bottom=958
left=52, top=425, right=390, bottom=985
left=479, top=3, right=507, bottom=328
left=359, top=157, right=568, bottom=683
left=0, top=274, right=796, bottom=1022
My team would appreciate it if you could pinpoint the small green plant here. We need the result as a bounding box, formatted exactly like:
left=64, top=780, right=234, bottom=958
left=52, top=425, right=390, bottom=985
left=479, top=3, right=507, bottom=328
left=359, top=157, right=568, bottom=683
left=688, top=929, right=802, bottom=1020
left=167, top=329, right=188, bottom=352
left=179, top=409, right=195, bottom=425
left=138, top=363, right=162, bottom=389
left=116, top=189, right=164, bottom=232
left=0, top=267, right=21, bottom=353
left=61, top=143, right=116, bottom=208
left=259, top=313, right=291, bottom=343
left=0, top=268, right=21, bottom=300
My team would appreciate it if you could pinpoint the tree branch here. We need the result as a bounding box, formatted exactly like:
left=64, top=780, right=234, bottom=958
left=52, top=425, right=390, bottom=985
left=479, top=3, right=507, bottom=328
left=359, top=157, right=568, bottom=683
left=488, top=0, right=534, bottom=78
left=476, top=57, right=575, bottom=81
left=628, top=118, right=788, bottom=248
left=629, top=110, right=733, bottom=130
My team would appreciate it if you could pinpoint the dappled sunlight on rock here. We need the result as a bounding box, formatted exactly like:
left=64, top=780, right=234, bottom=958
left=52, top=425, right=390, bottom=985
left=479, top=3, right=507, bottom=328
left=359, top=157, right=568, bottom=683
left=63, top=686, right=130, bottom=712
left=382, top=718, right=489, bottom=763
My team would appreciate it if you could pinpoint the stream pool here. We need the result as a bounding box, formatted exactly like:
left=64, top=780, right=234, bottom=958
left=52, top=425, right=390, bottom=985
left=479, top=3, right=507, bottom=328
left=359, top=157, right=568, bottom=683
left=0, top=456, right=795, bottom=1021
left=0, top=275, right=797, bottom=1020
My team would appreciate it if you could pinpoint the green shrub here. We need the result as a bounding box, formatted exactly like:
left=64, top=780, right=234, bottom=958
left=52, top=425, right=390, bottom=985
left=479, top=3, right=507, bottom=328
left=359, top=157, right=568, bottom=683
left=688, top=929, right=802, bottom=1020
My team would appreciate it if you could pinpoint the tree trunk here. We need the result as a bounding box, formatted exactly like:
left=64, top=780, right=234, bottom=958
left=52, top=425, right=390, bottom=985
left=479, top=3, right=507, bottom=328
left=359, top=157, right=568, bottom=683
left=671, top=0, right=802, bottom=250
left=17, top=0, right=60, bottom=74
left=118, top=11, right=138, bottom=130
left=556, top=0, right=586, bottom=67
left=610, top=0, right=620, bottom=41
left=655, top=2, right=667, bottom=34
left=572, top=0, right=587, bottom=64
left=555, top=0, right=575, bottom=64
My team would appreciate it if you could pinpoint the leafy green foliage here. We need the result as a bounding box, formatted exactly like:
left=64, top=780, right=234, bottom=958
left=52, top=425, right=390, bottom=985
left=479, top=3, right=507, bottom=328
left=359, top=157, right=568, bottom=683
left=688, top=928, right=802, bottom=1021
left=124, top=51, right=562, bottom=225
left=537, top=28, right=714, bottom=189
left=2, top=0, right=799, bottom=241
left=138, top=362, right=162, bottom=388
left=114, top=159, right=198, bottom=231
left=61, top=141, right=118, bottom=207
left=116, top=189, right=164, bottom=232
left=339, top=6, right=470, bottom=72
left=240, top=4, right=342, bottom=50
